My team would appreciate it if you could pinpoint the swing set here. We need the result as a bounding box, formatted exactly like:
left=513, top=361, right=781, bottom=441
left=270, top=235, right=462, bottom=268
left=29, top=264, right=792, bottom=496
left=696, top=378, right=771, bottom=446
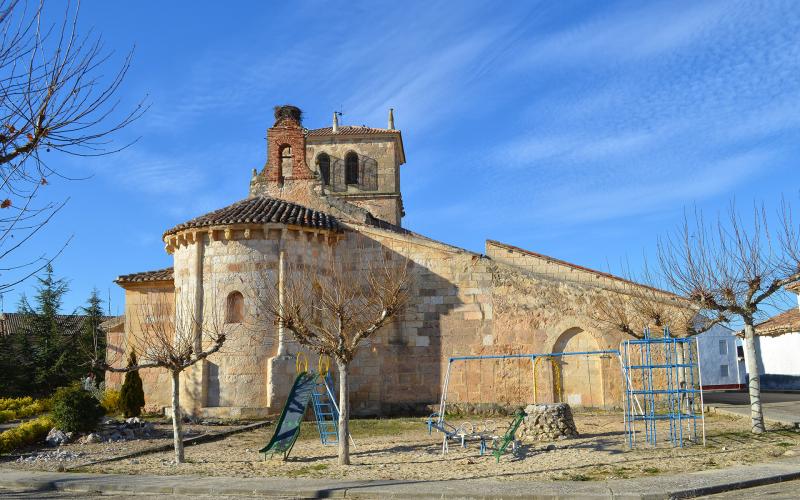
left=427, top=349, right=619, bottom=458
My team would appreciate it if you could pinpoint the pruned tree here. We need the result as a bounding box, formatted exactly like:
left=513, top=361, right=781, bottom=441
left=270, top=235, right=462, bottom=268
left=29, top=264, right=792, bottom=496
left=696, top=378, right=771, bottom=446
left=590, top=267, right=697, bottom=339
left=260, top=249, right=411, bottom=465
left=657, top=202, right=800, bottom=433
left=0, top=1, right=145, bottom=291
left=97, top=291, right=227, bottom=463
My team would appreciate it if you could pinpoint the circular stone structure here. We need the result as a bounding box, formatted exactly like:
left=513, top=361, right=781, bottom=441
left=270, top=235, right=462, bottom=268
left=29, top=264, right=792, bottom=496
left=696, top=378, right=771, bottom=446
left=520, top=403, right=579, bottom=441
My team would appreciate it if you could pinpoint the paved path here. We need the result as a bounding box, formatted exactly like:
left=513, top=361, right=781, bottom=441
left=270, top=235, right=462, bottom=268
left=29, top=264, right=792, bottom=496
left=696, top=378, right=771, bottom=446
left=698, top=477, right=800, bottom=499
left=704, top=391, right=800, bottom=427
left=2, top=453, right=800, bottom=499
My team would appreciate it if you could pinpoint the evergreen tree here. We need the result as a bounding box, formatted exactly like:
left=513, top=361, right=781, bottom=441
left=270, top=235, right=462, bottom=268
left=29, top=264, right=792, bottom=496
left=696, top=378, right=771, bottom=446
left=119, top=350, right=145, bottom=418
left=18, top=264, right=74, bottom=396
left=81, top=289, right=105, bottom=383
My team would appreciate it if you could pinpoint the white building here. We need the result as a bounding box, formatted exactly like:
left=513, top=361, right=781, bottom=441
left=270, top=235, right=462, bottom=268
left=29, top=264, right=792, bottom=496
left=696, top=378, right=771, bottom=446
left=697, top=324, right=745, bottom=390
left=745, top=283, right=800, bottom=391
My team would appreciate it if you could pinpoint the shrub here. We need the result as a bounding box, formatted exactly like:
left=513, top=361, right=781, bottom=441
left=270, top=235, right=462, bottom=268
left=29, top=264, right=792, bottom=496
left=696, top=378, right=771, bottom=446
left=101, top=389, right=122, bottom=415
left=0, top=416, right=54, bottom=454
left=119, top=351, right=145, bottom=418
left=0, top=396, right=34, bottom=412
left=50, top=385, right=104, bottom=433
left=0, top=398, right=48, bottom=423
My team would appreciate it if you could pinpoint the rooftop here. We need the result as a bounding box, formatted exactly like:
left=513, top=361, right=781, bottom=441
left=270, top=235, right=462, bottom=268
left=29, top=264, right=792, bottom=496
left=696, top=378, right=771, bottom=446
left=163, top=196, right=342, bottom=238
left=116, top=267, right=174, bottom=284
left=307, top=125, right=401, bottom=137
left=0, top=312, right=114, bottom=337
left=755, top=307, right=800, bottom=337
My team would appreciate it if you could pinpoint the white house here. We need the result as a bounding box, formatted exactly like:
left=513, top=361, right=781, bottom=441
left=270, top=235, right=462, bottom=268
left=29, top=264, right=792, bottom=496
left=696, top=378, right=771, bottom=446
left=696, top=324, right=745, bottom=390
left=745, top=283, right=800, bottom=391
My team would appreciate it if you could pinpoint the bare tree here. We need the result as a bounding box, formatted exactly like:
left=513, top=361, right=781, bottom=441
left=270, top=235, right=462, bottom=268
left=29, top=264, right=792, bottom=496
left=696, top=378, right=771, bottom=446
left=0, top=1, right=145, bottom=291
left=98, top=291, right=227, bottom=463
left=658, top=202, right=800, bottom=433
left=260, top=250, right=411, bottom=465
left=590, top=268, right=697, bottom=339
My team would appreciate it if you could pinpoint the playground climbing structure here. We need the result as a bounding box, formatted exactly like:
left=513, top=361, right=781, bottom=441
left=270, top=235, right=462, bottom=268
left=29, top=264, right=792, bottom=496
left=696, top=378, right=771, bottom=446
left=621, top=327, right=706, bottom=449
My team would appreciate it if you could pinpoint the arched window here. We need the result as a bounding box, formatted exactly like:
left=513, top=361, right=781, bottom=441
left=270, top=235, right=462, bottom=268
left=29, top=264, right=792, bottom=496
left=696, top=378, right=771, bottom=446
left=345, top=152, right=359, bottom=185
left=226, top=291, right=244, bottom=324
left=317, top=153, right=331, bottom=185
left=279, top=145, right=293, bottom=177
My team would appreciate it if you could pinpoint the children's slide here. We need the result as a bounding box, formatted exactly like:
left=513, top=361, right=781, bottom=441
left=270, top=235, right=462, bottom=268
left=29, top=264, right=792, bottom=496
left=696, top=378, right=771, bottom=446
left=259, top=371, right=318, bottom=460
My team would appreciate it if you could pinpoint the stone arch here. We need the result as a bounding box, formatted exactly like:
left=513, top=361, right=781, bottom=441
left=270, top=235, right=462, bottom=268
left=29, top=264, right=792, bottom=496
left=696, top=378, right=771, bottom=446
left=279, top=143, right=293, bottom=178
left=552, top=326, right=605, bottom=408
left=225, top=291, right=244, bottom=324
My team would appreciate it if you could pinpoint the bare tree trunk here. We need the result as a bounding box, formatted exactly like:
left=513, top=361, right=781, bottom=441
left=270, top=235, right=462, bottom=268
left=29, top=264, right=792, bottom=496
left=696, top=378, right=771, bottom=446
left=336, top=359, right=350, bottom=465
left=742, top=322, right=765, bottom=434
left=171, top=369, right=185, bottom=463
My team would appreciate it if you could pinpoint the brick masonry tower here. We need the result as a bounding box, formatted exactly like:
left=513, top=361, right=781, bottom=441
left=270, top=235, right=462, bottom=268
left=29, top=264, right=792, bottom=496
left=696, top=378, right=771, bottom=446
left=251, top=105, right=406, bottom=226
left=263, top=105, right=313, bottom=183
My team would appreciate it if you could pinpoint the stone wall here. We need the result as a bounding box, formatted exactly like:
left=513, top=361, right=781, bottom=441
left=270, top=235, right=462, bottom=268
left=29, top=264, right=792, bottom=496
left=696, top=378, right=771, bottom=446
left=105, top=283, right=175, bottom=413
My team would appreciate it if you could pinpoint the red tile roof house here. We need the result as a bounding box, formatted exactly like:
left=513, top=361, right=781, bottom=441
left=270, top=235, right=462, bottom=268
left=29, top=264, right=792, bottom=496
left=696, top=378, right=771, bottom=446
left=743, top=281, right=800, bottom=390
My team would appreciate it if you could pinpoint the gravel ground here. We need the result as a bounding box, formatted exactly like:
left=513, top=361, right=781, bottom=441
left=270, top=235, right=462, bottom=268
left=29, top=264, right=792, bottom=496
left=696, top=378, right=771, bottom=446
left=13, top=412, right=791, bottom=482
left=1, top=422, right=247, bottom=471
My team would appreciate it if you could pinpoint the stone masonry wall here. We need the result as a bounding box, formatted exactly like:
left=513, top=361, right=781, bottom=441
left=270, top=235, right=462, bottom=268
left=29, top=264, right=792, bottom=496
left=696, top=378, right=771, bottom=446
left=105, top=284, right=175, bottom=413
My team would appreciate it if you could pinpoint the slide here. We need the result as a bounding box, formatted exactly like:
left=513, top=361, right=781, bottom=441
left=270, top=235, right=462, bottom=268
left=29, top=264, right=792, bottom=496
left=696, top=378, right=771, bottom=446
left=259, top=371, right=318, bottom=460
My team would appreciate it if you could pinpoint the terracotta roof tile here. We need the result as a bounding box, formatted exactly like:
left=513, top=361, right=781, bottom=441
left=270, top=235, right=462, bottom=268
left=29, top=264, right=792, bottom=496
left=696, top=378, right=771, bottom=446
left=116, top=267, right=174, bottom=284
left=307, top=126, right=400, bottom=137
left=163, top=196, right=341, bottom=237
left=755, top=308, right=800, bottom=337
left=0, top=312, right=114, bottom=337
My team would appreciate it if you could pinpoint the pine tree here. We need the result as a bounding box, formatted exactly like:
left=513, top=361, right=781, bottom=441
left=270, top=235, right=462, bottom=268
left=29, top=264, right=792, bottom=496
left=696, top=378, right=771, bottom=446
left=81, top=289, right=105, bottom=383
left=18, top=264, right=73, bottom=396
left=119, top=350, right=145, bottom=418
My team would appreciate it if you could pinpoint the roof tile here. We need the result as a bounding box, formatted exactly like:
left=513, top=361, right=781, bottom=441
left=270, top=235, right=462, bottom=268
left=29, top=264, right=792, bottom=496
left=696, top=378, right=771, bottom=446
left=163, top=196, right=341, bottom=237
left=755, top=308, right=800, bottom=336
left=307, top=126, right=400, bottom=137
left=116, top=267, right=174, bottom=284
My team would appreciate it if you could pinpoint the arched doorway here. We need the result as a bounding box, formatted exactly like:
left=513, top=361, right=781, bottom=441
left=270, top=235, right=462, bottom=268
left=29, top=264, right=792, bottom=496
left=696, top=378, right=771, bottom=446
left=553, top=327, right=605, bottom=408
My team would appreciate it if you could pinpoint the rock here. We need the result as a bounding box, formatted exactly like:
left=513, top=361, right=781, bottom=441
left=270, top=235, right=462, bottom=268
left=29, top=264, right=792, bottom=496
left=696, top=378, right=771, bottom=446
left=125, top=417, right=141, bottom=426
left=123, top=429, right=136, bottom=440
left=543, top=444, right=557, bottom=452
left=520, top=403, right=579, bottom=442
left=79, top=433, right=103, bottom=444
left=46, top=428, right=68, bottom=447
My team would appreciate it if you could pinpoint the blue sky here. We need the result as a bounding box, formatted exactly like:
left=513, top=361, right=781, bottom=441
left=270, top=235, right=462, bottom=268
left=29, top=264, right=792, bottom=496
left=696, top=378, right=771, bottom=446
left=8, top=0, right=800, bottom=314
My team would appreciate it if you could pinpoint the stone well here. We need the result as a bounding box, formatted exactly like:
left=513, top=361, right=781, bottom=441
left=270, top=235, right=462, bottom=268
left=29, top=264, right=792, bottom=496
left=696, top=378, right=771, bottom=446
left=519, top=403, right=579, bottom=441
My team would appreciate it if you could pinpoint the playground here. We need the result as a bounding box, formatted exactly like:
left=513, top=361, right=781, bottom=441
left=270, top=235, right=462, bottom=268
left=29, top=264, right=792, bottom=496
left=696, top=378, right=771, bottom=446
left=4, top=330, right=798, bottom=481
left=57, top=412, right=800, bottom=481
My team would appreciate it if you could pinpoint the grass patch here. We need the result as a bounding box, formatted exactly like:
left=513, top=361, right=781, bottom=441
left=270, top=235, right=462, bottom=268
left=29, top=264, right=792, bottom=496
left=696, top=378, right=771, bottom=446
left=297, top=417, right=423, bottom=441
left=567, top=473, right=592, bottom=481
left=642, top=467, right=660, bottom=474
left=285, top=464, right=329, bottom=477
left=775, top=442, right=795, bottom=448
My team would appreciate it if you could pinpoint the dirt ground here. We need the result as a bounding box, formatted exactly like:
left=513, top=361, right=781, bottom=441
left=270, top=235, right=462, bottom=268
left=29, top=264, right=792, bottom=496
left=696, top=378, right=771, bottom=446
left=5, top=411, right=797, bottom=482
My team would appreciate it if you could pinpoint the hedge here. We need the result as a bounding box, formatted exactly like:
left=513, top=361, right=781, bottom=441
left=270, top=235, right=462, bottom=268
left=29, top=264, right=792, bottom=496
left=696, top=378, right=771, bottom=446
left=0, top=398, right=48, bottom=424
left=0, top=416, right=54, bottom=454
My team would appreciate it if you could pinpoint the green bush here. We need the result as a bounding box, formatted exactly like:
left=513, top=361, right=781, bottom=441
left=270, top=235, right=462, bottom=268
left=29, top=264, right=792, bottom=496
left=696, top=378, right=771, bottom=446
left=0, top=416, right=54, bottom=454
left=0, top=396, right=34, bottom=412
left=101, top=389, right=122, bottom=415
left=0, top=398, right=48, bottom=423
left=119, top=351, right=145, bottom=418
left=50, top=385, right=104, bottom=433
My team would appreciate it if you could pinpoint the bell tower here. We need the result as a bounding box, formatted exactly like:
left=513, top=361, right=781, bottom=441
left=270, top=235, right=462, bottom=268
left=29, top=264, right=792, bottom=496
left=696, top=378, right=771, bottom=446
left=263, top=105, right=313, bottom=184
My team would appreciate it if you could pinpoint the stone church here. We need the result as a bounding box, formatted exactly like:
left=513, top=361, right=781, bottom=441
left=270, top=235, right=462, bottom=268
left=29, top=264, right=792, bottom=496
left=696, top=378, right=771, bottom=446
left=104, top=105, right=683, bottom=418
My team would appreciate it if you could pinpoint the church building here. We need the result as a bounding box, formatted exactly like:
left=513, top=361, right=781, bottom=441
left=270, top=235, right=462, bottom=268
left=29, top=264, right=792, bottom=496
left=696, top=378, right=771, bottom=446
left=104, top=105, right=684, bottom=418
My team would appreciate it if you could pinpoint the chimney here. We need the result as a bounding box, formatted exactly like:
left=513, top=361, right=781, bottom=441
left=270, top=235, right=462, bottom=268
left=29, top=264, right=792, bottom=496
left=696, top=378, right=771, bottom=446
left=332, top=112, right=339, bottom=133
left=388, top=108, right=395, bottom=130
